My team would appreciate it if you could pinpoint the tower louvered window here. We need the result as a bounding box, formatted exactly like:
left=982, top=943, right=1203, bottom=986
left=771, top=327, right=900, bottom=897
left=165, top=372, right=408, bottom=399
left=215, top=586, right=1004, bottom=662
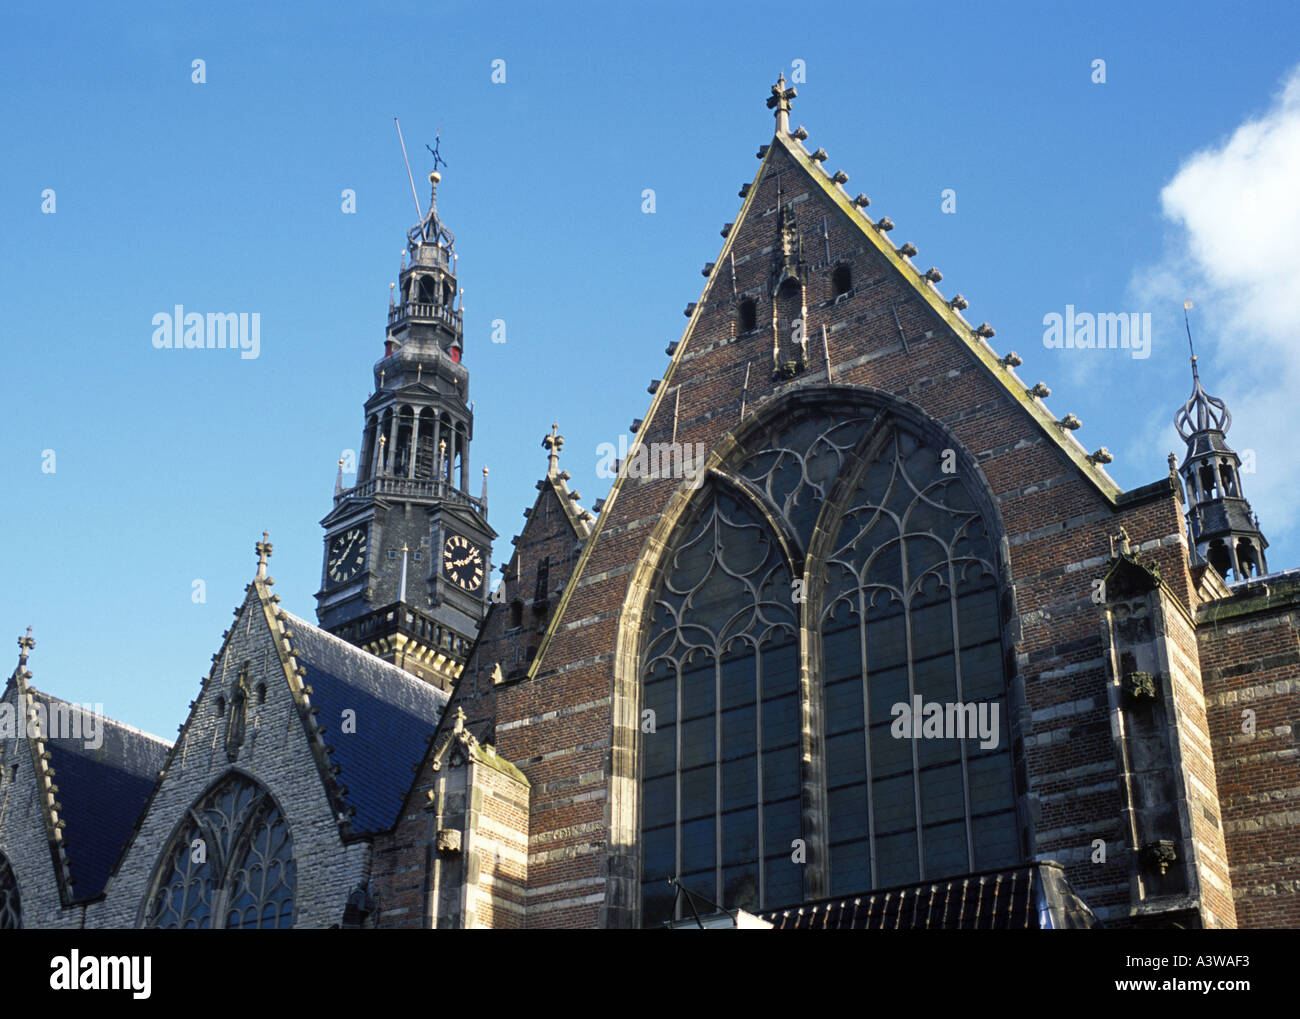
left=638, top=400, right=1020, bottom=926
left=144, top=773, right=296, bottom=929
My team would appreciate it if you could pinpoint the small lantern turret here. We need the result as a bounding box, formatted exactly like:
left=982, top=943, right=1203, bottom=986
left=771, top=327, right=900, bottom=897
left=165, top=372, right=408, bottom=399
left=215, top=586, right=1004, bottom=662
left=1174, top=305, right=1267, bottom=581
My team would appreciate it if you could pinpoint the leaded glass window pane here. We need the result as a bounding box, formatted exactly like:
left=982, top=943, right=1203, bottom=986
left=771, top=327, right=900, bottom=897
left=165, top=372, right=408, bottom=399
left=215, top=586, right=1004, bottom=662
left=639, top=483, right=799, bottom=919
left=145, top=773, right=296, bottom=929
left=819, top=426, right=1016, bottom=892
left=0, top=852, right=21, bottom=929
left=639, top=404, right=1022, bottom=923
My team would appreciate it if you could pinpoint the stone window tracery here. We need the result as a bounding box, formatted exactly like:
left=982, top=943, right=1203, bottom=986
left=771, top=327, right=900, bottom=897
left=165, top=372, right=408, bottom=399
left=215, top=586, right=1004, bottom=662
left=638, top=400, right=1020, bottom=926
left=0, top=852, right=21, bottom=929
left=144, top=773, right=295, bottom=929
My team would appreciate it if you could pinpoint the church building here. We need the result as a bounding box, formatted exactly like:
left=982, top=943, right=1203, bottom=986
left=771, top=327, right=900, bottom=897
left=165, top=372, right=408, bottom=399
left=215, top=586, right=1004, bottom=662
left=3, top=79, right=1298, bottom=930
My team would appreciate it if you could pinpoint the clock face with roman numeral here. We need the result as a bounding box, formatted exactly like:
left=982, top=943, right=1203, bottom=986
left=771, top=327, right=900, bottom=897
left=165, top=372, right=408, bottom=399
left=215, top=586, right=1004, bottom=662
left=442, top=534, right=484, bottom=591
left=328, top=527, right=368, bottom=584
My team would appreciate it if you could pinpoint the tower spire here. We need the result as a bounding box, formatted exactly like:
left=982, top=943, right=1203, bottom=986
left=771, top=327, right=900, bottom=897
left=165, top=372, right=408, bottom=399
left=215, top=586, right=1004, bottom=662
left=316, top=133, right=494, bottom=692
left=1173, top=305, right=1267, bottom=581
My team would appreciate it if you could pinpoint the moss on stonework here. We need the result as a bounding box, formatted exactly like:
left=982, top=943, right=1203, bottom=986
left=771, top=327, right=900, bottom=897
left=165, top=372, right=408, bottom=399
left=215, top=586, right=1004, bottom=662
left=1197, top=577, right=1300, bottom=625
left=476, top=744, right=530, bottom=786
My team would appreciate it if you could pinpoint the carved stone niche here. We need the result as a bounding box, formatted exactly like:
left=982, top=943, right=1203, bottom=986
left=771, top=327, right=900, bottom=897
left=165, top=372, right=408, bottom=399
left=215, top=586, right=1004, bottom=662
left=1141, top=839, right=1178, bottom=876
left=1125, top=671, right=1158, bottom=703
left=437, top=828, right=463, bottom=855
left=774, top=356, right=808, bottom=381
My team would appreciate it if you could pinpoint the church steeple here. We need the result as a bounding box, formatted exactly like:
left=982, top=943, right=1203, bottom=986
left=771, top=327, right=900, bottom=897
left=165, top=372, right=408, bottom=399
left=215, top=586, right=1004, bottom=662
left=1174, top=308, right=1267, bottom=581
left=316, top=155, right=495, bottom=690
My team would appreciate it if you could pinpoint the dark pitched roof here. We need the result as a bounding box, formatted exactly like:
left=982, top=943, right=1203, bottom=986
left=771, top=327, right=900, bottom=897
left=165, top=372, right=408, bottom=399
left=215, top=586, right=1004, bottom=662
left=283, top=612, right=448, bottom=835
left=30, top=692, right=170, bottom=901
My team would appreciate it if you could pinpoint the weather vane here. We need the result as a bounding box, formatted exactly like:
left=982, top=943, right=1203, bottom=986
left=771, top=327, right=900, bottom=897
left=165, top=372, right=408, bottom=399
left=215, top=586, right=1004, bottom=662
left=426, top=128, right=447, bottom=172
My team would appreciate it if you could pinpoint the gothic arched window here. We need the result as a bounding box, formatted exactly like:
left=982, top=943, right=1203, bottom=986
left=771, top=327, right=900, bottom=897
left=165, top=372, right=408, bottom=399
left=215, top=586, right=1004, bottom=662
left=637, top=399, right=1021, bottom=925
left=640, top=487, right=801, bottom=925
left=819, top=428, right=1016, bottom=893
left=0, top=851, right=21, bottom=929
left=144, top=773, right=296, bottom=929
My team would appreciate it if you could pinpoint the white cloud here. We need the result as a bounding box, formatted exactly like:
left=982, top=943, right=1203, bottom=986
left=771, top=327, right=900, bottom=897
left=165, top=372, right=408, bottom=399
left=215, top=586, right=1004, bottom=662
left=1129, top=65, right=1300, bottom=558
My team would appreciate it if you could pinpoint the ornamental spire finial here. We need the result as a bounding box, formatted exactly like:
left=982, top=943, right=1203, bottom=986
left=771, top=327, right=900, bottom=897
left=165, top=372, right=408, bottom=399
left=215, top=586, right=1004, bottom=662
left=767, top=73, right=797, bottom=134
left=255, top=531, right=273, bottom=580
left=1184, top=299, right=1201, bottom=380
left=1174, top=302, right=1230, bottom=440
left=543, top=422, right=564, bottom=478
left=16, top=626, right=34, bottom=672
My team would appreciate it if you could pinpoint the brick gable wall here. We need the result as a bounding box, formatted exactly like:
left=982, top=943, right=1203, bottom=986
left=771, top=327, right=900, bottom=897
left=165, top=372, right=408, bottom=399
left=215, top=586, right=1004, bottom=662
left=486, top=133, right=1239, bottom=929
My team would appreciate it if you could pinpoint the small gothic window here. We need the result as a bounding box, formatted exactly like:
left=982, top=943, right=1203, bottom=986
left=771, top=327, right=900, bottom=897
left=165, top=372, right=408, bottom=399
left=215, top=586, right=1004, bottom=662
left=832, top=264, right=852, bottom=297
left=510, top=600, right=524, bottom=629
left=739, top=299, right=757, bottom=333
left=0, top=851, right=21, bottom=929
left=534, top=557, right=551, bottom=613
left=144, top=773, right=296, bottom=929
left=256, top=683, right=267, bottom=705
left=215, top=696, right=226, bottom=715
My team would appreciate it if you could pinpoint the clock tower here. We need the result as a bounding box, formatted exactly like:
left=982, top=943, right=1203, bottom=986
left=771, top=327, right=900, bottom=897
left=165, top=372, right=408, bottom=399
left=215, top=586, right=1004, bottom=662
left=316, top=167, right=496, bottom=690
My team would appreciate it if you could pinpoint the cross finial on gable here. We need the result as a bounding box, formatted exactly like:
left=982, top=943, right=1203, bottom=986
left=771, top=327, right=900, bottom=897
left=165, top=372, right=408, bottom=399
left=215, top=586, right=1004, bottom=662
left=16, top=626, right=34, bottom=669
left=256, top=531, right=273, bottom=579
left=767, top=73, right=797, bottom=134
left=543, top=422, right=564, bottom=478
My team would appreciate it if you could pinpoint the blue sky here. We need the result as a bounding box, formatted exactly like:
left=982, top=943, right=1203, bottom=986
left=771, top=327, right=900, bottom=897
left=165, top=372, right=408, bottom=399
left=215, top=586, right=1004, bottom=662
left=4, top=1, right=1299, bottom=737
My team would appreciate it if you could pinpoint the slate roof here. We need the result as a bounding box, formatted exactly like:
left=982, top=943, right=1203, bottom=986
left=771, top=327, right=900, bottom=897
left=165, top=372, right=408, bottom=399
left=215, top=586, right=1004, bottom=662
left=282, top=611, right=448, bottom=835
left=29, top=692, right=171, bottom=901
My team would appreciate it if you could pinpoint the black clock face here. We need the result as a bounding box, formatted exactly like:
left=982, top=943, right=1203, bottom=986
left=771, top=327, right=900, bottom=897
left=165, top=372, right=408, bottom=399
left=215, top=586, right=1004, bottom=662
left=328, top=527, right=368, bottom=584
left=442, top=534, right=484, bottom=591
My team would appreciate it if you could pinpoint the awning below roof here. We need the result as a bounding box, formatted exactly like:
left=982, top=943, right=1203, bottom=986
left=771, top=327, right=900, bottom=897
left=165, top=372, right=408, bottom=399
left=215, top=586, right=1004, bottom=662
left=757, top=861, right=1100, bottom=930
